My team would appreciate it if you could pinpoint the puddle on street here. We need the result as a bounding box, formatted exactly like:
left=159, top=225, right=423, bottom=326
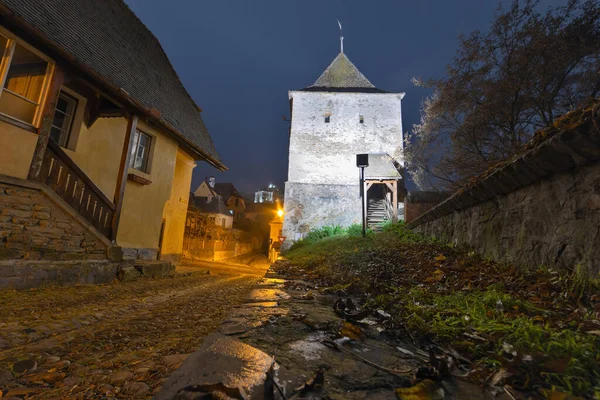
left=288, top=331, right=328, bottom=361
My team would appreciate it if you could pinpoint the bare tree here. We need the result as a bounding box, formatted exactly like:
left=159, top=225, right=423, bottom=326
left=407, top=0, right=600, bottom=190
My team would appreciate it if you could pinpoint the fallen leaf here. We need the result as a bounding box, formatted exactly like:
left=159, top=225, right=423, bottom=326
left=434, top=254, right=446, bottom=262
left=395, top=380, right=443, bottom=400
left=339, top=321, right=362, bottom=340
left=295, top=369, right=324, bottom=394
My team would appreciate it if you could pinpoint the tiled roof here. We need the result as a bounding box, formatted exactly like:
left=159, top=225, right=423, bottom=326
left=214, top=183, right=241, bottom=201
left=190, top=195, right=230, bottom=216
left=304, top=52, right=386, bottom=93
left=0, top=0, right=224, bottom=169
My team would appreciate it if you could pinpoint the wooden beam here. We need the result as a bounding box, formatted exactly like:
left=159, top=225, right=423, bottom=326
left=363, top=180, right=368, bottom=230
left=392, top=181, right=398, bottom=223
left=111, top=114, right=138, bottom=241
left=27, top=65, right=65, bottom=181
left=384, top=182, right=395, bottom=192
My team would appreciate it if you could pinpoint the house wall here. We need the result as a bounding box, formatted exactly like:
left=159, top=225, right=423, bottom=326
left=283, top=91, right=403, bottom=247
left=226, top=196, right=245, bottom=220
left=193, top=181, right=214, bottom=199
left=117, top=119, right=179, bottom=259
left=64, top=117, right=127, bottom=199
left=0, top=120, right=37, bottom=179
left=160, top=149, right=196, bottom=265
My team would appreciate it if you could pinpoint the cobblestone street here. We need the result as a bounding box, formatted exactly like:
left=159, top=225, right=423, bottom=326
left=0, top=258, right=268, bottom=399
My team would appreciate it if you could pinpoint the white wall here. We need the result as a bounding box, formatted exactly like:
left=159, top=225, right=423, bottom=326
left=287, top=91, right=404, bottom=186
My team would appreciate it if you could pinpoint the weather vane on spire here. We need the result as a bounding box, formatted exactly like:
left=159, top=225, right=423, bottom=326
left=337, top=19, right=344, bottom=53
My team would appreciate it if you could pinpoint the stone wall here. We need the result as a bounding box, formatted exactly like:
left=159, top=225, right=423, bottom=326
left=287, top=91, right=404, bottom=185
left=408, top=108, right=600, bottom=276
left=183, top=229, right=262, bottom=262
left=0, top=260, right=118, bottom=289
left=0, top=179, right=109, bottom=261
left=282, top=182, right=361, bottom=247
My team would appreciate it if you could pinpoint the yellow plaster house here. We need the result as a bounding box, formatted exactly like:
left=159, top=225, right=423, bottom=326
left=0, top=0, right=225, bottom=284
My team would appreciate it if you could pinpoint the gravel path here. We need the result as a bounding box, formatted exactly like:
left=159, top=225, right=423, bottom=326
left=0, top=257, right=268, bottom=399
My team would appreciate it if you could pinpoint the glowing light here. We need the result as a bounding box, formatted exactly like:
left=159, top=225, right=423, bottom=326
left=277, top=209, right=284, bottom=217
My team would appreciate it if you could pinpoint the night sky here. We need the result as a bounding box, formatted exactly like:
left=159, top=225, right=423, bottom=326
left=124, top=0, right=563, bottom=197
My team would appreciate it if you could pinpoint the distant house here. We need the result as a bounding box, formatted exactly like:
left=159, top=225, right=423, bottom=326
left=0, top=0, right=225, bottom=283
left=254, top=184, right=282, bottom=204
left=214, top=182, right=245, bottom=221
left=188, top=194, right=233, bottom=229
left=193, top=177, right=219, bottom=202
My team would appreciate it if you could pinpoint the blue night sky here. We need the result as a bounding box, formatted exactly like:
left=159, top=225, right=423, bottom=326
left=124, top=0, right=564, bottom=197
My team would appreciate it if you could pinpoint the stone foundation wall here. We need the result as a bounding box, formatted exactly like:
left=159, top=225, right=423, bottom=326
left=282, top=182, right=361, bottom=249
left=0, top=180, right=109, bottom=261
left=408, top=111, right=600, bottom=276
left=0, top=260, right=118, bottom=289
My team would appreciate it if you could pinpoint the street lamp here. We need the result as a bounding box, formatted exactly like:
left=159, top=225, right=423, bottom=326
left=356, top=154, right=369, bottom=237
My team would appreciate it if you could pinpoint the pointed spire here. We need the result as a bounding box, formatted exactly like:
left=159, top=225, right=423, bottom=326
left=337, top=20, right=344, bottom=53
left=309, top=53, right=376, bottom=89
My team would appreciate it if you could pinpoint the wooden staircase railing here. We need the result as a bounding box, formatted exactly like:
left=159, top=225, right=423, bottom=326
left=38, top=140, right=115, bottom=238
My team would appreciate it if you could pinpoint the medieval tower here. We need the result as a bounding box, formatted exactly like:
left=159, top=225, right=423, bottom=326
left=282, top=46, right=405, bottom=247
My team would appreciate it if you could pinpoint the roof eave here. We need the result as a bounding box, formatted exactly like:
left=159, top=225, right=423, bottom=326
left=0, top=4, right=227, bottom=172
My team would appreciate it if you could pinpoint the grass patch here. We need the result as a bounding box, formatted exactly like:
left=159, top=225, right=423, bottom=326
left=276, top=222, right=600, bottom=397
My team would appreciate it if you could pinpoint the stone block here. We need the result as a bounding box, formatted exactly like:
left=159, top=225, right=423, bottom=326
left=33, top=205, right=51, bottom=212
left=33, top=211, right=51, bottom=220
left=55, top=222, right=71, bottom=229
left=137, top=248, right=158, bottom=260
left=118, top=266, right=141, bottom=282
left=7, top=234, right=31, bottom=244
left=134, top=261, right=174, bottom=278
left=107, top=246, right=123, bottom=262
left=12, top=204, right=32, bottom=211
left=0, top=247, right=22, bottom=259
left=122, top=247, right=138, bottom=260
left=2, top=209, right=33, bottom=218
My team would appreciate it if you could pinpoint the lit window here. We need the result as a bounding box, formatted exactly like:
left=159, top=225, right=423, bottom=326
left=324, top=115, right=330, bottom=123
left=0, top=33, right=53, bottom=126
left=50, top=92, right=77, bottom=147
left=129, top=130, right=152, bottom=173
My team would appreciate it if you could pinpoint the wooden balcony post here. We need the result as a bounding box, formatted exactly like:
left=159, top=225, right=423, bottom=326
left=392, top=181, right=398, bottom=223
left=111, top=114, right=138, bottom=241
left=28, top=65, right=65, bottom=181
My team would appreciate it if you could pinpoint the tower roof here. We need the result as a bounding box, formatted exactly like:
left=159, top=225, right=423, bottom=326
left=303, top=52, right=386, bottom=93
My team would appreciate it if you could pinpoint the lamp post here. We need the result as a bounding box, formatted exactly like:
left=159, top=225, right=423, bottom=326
left=356, top=154, right=369, bottom=237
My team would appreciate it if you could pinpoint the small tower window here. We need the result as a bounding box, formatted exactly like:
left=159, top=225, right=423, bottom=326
left=359, top=115, right=364, bottom=124
left=324, top=113, right=331, bottom=123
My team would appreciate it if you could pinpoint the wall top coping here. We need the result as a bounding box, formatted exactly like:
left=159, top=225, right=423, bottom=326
left=408, top=100, right=600, bottom=229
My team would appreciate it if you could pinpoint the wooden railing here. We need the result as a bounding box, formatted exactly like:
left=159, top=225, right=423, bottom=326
left=39, top=140, right=115, bottom=238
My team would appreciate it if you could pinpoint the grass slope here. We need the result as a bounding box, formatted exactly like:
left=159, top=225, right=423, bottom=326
left=276, top=223, right=600, bottom=398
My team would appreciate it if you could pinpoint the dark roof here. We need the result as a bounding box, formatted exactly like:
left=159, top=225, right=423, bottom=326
left=0, top=0, right=224, bottom=169
left=364, top=153, right=403, bottom=179
left=302, top=52, right=386, bottom=93
left=190, top=195, right=230, bottom=216
left=213, top=183, right=241, bottom=201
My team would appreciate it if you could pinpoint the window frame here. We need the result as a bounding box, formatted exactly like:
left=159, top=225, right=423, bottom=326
left=50, top=91, right=78, bottom=148
left=0, top=27, right=55, bottom=128
left=129, top=129, right=153, bottom=173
